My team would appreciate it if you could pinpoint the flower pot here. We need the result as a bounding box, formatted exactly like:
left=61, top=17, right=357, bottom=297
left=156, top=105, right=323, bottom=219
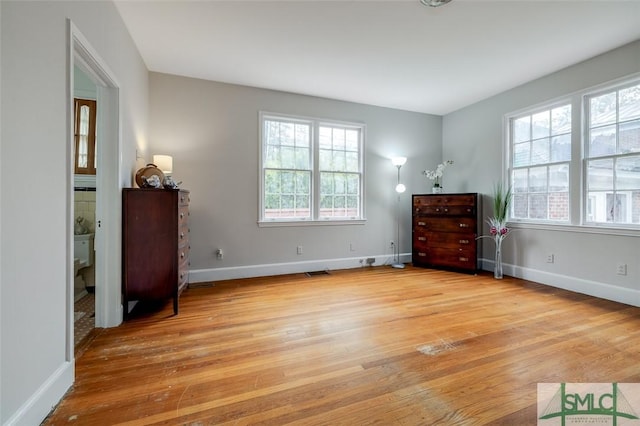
left=432, top=186, right=443, bottom=194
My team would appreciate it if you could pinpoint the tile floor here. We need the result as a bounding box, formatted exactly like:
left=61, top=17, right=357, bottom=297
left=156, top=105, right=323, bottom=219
left=74, top=293, right=95, bottom=348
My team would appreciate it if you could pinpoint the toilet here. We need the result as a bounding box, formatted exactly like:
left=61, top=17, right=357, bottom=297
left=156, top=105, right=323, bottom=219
left=74, top=233, right=95, bottom=300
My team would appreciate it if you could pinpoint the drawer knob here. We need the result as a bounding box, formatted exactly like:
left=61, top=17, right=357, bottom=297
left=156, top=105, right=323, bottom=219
left=418, top=252, right=427, bottom=257
left=180, top=196, right=185, bottom=202
left=180, top=213, right=185, bottom=219
left=180, top=232, right=185, bottom=239
left=180, top=252, right=185, bottom=259
left=459, top=257, right=469, bottom=262
left=459, top=239, right=469, bottom=244
left=418, top=221, right=426, bottom=226
left=418, top=236, right=426, bottom=241
left=435, top=208, right=440, bottom=212
left=444, top=208, right=448, bottom=212
left=459, top=223, right=469, bottom=228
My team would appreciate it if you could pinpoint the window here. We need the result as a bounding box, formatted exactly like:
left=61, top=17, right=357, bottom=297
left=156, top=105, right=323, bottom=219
left=510, top=104, right=571, bottom=222
left=260, top=113, right=364, bottom=223
left=585, top=83, right=640, bottom=225
left=506, top=77, right=640, bottom=230
left=74, top=98, right=97, bottom=175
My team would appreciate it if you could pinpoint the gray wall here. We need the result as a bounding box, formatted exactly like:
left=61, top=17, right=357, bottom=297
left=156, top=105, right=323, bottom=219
left=0, top=1, right=147, bottom=423
left=443, top=40, right=640, bottom=306
left=149, top=72, right=442, bottom=280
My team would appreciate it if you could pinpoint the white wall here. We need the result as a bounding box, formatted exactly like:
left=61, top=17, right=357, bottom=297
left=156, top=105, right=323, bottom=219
left=149, top=73, right=442, bottom=281
left=443, top=40, right=640, bottom=306
left=0, top=1, right=147, bottom=424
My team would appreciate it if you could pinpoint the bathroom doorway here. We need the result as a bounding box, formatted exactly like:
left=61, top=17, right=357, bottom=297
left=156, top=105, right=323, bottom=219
left=73, top=66, right=98, bottom=347
left=67, top=20, right=124, bottom=362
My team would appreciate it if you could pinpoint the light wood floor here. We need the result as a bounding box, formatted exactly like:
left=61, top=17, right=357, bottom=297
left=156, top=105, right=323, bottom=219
left=44, top=266, right=640, bottom=425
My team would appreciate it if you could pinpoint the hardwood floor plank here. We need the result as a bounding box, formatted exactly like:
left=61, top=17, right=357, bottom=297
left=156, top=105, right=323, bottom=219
left=43, top=267, right=640, bottom=425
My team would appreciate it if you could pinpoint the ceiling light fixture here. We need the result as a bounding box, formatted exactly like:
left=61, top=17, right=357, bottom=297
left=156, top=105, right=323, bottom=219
left=420, top=0, right=452, bottom=7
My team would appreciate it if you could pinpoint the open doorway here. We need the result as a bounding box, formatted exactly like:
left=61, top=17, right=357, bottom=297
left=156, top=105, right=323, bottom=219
left=67, top=20, right=123, bottom=361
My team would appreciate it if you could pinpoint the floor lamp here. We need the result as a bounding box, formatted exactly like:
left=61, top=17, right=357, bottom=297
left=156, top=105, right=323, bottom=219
left=391, top=157, right=407, bottom=269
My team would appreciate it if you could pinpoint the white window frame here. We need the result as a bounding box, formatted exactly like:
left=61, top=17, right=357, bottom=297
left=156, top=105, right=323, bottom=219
left=503, top=73, right=640, bottom=236
left=507, top=101, right=573, bottom=224
left=584, top=80, right=640, bottom=228
left=258, top=111, right=366, bottom=227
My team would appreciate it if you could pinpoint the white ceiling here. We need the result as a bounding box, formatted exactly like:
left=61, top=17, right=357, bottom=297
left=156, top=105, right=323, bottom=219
left=114, top=0, right=640, bottom=115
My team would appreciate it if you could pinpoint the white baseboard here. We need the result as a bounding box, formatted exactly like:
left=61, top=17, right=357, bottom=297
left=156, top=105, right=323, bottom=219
left=480, top=258, right=640, bottom=307
left=193, top=255, right=639, bottom=308
left=189, top=253, right=408, bottom=283
left=3, top=361, right=74, bottom=426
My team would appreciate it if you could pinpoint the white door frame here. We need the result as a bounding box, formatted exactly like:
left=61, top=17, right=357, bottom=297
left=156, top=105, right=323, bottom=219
left=67, top=20, right=123, bottom=359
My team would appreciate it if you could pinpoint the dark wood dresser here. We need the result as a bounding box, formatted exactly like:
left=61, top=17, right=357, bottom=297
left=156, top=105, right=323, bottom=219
left=122, top=188, right=190, bottom=319
left=412, top=193, right=479, bottom=273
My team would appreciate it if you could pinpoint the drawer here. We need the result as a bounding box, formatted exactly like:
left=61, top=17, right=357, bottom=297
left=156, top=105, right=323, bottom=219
left=179, top=191, right=190, bottom=207
left=413, top=216, right=476, bottom=233
left=414, top=204, right=476, bottom=216
left=413, top=231, right=475, bottom=250
left=178, top=205, right=189, bottom=227
left=178, top=224, right=189, bottom=245
left=177, top=244, right=190, bottom=265
left=413, top=247, right=476, bottom=270
left=413, top=194, right=476, bottom=207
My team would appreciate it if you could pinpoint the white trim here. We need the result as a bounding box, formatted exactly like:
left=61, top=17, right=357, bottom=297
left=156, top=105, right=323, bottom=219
left=189, top=252, right=409, bottom=283
left=258, top=219, right=366, bottom=227
left=2, top=362, right=74, bottom=426
left=480, top=258, right=640, bottom=307
left=70, top=20, right=123, bottom=329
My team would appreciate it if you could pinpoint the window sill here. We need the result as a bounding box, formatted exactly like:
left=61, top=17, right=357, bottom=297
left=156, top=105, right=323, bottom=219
left=507, top=220, right=640, bottom=237
left=258, top=219, right=366, bottom=228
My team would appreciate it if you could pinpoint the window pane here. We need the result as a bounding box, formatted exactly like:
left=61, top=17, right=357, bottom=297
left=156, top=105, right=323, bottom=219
left=529, top=194, right=548, bottom=219
left=513, top=116, right=530, bottom=143
left=332, top=128, right=345, bottom=150
left=346, top=174, right=360, bottom=194
left=551, top=134, right=571, bottom=162
left=345, top=130, right=359, bottom=151
left=529, top=166, right=547, bottom=192
left=281, top=147, right=296, bottom=169
left=619, top=84, right=640, bottom=122
left=590, top=92, right=617, bottom=126
left=532, top=111, right=550, bottom=139
left=589, top=125, right=616, bottom=157
left=619, top=120, right=640, bottom=154
left=264, top=146, right=281, bottom=168
left=513, top=142, right=530, bottom=167
left=295, top=147, right=309, bottom=169
left=319, top=149, right=332, bottom=170
left=588, top=159, right=613, bottom=191
left=551, top=105, right=571, bottom=135
left=512, top=194, right=528, bottom=219
left=333, top=152, right=346, bottom=172
left=319, top=127, right=332, bottom=149
left=616, top=156, right=640, bottom=190
left=346, top=151, right=359, bottom=172
left=531, top=137, right=550, bottom=165
left=549, top=192, right=569, bottom=221
left=295, top=124, right=309, bottom=147
left=513, top=169, right=528, bottom=193
left=549, top=164, right=569, bottom=192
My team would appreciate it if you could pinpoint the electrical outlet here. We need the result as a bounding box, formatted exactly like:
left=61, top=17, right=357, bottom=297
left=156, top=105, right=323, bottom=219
left=297, top=245, right=303, bottom=255
left=390, top=240, right=395, bottom=248
left=546, top=254, right=554, bottom=264
left=616, top=263, right=627, bottom=276
left=215, top=248, right=223, bottom=260
left=350, top=243, right=356, bottom=252
left=366, top=257, right=375, bottom=266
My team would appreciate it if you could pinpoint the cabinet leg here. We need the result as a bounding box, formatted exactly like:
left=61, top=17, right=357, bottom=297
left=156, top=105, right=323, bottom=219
left=173, top=296, right=178, bottom=316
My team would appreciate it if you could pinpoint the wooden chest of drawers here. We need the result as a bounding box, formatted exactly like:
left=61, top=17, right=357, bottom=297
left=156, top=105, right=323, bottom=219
left=122, top=188, right=190, bottom=319
left=412, top=193, right=479, bottom=273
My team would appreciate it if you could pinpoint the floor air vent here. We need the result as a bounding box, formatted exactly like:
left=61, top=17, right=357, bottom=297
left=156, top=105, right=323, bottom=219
left=305, top=270, right=330, bottom=277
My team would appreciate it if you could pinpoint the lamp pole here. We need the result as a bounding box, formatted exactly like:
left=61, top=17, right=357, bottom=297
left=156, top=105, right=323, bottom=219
left=391, top=157, right=406, bottom=269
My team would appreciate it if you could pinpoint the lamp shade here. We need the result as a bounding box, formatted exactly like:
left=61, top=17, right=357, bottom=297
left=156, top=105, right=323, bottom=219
left=153, top=155, right=173, bottom=174
left=391, top=157, right=407, bottom=167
